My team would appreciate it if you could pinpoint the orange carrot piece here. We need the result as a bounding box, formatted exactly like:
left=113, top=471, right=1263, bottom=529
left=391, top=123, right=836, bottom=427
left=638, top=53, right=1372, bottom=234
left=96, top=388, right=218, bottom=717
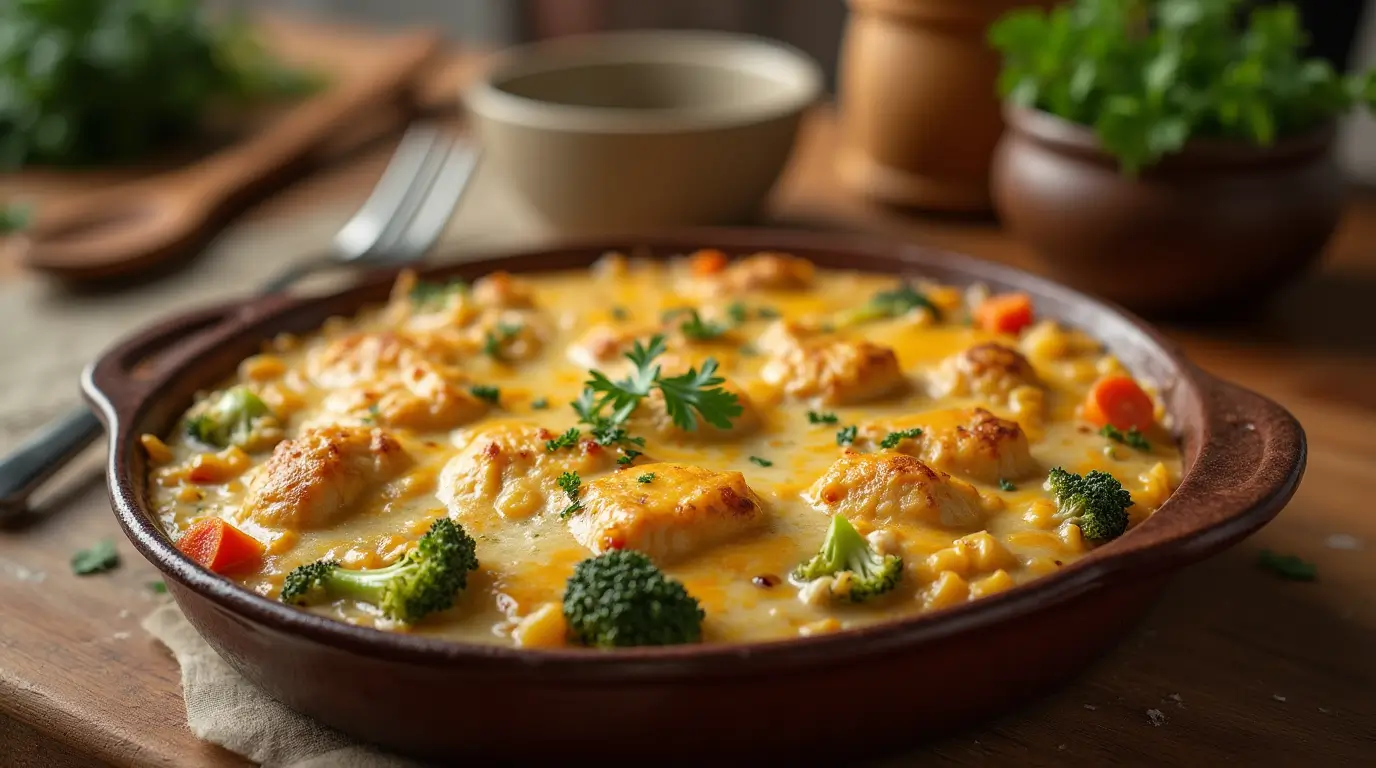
left=177, top=518, right=265, bottom=574
left=976, top=292, right=1035, bottom=335
left=1083, top=374, right=1155, bottom=431
left=689, top=249, right=729, bottom=276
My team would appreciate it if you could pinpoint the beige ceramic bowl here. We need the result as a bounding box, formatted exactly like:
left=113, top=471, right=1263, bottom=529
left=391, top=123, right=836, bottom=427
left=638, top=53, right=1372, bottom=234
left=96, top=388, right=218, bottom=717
left=463, top=30, right=824, bottom=233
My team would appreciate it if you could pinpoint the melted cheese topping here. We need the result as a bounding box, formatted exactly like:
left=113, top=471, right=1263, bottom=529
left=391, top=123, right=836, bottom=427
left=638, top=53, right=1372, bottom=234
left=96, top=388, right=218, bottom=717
left=147, top=252, right=1181, bottom=646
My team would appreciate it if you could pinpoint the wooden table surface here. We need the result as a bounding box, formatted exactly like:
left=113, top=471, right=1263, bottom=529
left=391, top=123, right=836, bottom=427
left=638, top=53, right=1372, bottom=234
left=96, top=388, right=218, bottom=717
left=2, top=40, right=1373, bottom=768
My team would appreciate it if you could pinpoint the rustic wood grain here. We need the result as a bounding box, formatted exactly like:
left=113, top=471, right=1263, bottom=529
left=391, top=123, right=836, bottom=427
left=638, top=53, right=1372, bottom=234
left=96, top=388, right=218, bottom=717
left=0, top=31, right=1372, bottom=768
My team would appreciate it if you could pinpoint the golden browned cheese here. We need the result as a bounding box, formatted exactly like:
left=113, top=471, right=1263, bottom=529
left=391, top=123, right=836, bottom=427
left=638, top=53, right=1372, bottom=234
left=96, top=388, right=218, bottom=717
left=146, top=254, right=1182, bottom=646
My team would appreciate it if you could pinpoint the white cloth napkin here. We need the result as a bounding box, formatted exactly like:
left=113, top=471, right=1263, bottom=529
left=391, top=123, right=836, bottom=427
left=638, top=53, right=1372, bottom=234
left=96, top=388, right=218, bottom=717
left=143, top=602, right=431, bottom=768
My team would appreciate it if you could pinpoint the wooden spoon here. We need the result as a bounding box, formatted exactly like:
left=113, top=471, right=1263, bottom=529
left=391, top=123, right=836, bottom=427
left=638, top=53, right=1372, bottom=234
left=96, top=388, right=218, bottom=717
left=16, top=31, right=444, bottom=282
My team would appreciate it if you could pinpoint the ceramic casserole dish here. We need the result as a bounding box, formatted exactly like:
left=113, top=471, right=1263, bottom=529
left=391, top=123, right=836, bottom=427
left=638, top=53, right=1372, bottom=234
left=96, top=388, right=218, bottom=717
left=83, top=230, right=1305, bottom=764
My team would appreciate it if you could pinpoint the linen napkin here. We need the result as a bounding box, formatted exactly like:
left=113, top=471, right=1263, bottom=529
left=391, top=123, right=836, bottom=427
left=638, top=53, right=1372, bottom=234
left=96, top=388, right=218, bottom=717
left=143, top=602, right=432, bottom=768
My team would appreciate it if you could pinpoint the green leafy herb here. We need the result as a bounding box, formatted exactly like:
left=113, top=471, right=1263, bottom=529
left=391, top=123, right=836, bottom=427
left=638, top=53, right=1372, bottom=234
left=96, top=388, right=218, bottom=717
left=611, top=306, right=629, bottom=321
left=999, top=478, right=1018, bottom=492
left=617, top=449, right=643, bottom=467
left=990, top=0, right=1376, bottom=174
left=557, top=471, right=584, bottom=519
left=1257, top=549, right=1317, bottom=581
left=726, top=302, right=750, bottom=324
left=0, top=1, right=322, bottom=169
left=72, top=539, right=119, bottom=575
left=880, top=428, right=924, bottom=450
left=834, top=283, right=939, bottom=328
left=836, top=425, right=858, bottom=446
left=482, top=322, right=523, bottom=359
left=808, top=411, right=839, bottom=425
left=469, top=385, right=501, bottom=405
left=738, top=342, right=759, bottom=357
left=148, top=580, right=169, bottom=594
left=675, top=308, right=730, bottom=341
left=361, top=403, right=380, bottom=425
left=756, top=306, right=781, bottom=320
left=580, top=334, right=742, bottom=434
left=410, top=278, right=468, bottom=310
left=637, top=473, right=655, bottom=484
left=545, top=427, right=581, bottom=452
left=749, top=456, right=773, bottom=467
left=531, top=398, right=550, bottom=410
left=1099, top=424, right=1151, bottom=451
left=0, top=203, right=30, bottom=234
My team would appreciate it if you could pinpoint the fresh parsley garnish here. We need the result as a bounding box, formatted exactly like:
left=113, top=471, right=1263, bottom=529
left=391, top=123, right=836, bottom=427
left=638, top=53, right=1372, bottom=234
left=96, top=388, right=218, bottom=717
left=545, top=427, right=581, bottom=452
left=71, top=539, right=119, bottom=576
left=557, top=471, right=583, bottom=519
left=617, top=449, right=643, bottom=467
left=808, top=411, right=839, bottom=425
left=727, top=301, right=780, bottom=325
left=1258, top=550, right=1317, bottom=581
left=674, top=308, right=730, bottom=341
left=482, top=322, right=522, bottom=359
left=637, top=473, right=655, bottom=484
left=998, top=478, right=1017, bottom=492
left=148, top=580, right=169, bottom=594
left=834, top=283, right=938, bottom=327
left=749, top=456, right=773, bottom=467
left=611, top=306, right=629, bottom=321
left=470, top=385, right=501, bottom=404
left=580, top=334, right=742, bottom=433
left=756, top=306, right=780, bottom=320
left=361, top=403, right=380, bottom=425
left=1099, top=424, right=1150, bottom=451
left=880, top=428, right=924, bottom=449
left=409, top=278, right=467, bottom=310
left=531, top=398, right=549, bottom=410
left=836, top=425, right=858, bottom=446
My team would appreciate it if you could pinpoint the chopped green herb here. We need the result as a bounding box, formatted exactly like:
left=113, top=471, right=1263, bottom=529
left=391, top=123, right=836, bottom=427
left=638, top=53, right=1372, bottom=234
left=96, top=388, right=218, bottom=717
left=998, top=478, right=1017, bottom=492
left=756, top=306, right=780, bottom=320
left=617, top=449, right=643, bottom=467
left=531, top=398, right=550, bottom=410
left=469, top=385, right=501, bottom=404
left=833, top=283, right=938, bottom=328
left=637, top=473, right=655, bottom=484
left=1258, top=550, right=1317, bottom=581
left=808, top=411, right=839, bottom=425
left=557, top=471, right=584, bottom=519
left=0, top=203, right=30, bottom=234
left=148, top=580, right=169, bottom=594
left=71, top=539, right=119, bottom=576
left=676, top=308, right=730, bottom=341
left=836, top=425, right=858, bottom=446
left=727, top=302, right=749, bottom=324
left=880, top=428, right=924, bottom=449
left=749, top=456, right=773, bottom=467
left=409, top=278, right=468, bottom=310
left=361, top=403, right=380, bottom=425
left=1099, top=424, right=1151, bottom=451
left=580, top=334, right=742, bottom=434
left=738, top=342, right=759, bottom=357
left=482, top=322, right=523, bottom=359
left=545, top=427, right=581, bottom=452
left=611, top=306, right=629, bottom=321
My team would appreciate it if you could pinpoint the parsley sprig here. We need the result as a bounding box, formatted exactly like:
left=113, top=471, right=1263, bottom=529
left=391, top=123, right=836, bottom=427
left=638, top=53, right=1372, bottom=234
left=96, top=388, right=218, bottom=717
left=580, top=335, right=742, bottom=433
left=880, top=428, right=924, bottom=449
left=557, top=471, right=584, bottom=519
left=833, top=283, right=938, bottom=328
left=1099, top=424, right=1150, bottom=451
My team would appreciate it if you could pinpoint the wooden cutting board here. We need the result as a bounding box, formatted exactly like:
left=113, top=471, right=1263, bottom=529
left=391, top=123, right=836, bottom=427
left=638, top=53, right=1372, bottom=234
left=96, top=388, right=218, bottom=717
left=0, top=15, right=470, bottom=282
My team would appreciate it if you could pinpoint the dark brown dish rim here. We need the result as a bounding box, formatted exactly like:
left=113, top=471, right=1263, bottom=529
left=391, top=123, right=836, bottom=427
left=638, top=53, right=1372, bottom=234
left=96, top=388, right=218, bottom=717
left=83, top=227, right=1305, bottom=681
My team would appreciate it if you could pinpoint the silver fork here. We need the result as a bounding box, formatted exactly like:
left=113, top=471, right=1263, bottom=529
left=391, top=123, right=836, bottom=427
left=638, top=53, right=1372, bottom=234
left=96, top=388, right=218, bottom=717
left=0, top=123, right=479, bottom=519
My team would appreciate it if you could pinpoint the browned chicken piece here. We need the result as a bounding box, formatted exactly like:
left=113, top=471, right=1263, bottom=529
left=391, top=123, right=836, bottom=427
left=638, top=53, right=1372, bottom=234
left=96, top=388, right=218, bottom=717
left=568, top=463, right=766, bottom=562
left=804, top=450, right=990, bottom=530
left=437, top=423, right=618, bottom=525
left=566, top=324, right=658, bottom=371
left=236, top=425, right=410, bottom=531
left=471, top=271, right=537, bottom=310
left=929, top=342, right=1041, bottom=403
left=721, top=252, right=816, bottom=292
left=853, top=407, right=1038, bottom=483
left=761, top=338, right=905, bottom=405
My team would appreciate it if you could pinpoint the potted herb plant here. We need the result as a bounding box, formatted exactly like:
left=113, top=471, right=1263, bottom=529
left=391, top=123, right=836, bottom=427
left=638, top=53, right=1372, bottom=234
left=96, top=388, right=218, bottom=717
left=987, top=0, right=1376, bottom=317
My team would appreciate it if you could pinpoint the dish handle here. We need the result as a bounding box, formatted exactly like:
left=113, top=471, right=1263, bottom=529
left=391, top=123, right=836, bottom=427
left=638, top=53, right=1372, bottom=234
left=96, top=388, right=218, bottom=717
left=1112, top=370, right=1307, bottom=569
left=81, top=295, right=296, bottom=429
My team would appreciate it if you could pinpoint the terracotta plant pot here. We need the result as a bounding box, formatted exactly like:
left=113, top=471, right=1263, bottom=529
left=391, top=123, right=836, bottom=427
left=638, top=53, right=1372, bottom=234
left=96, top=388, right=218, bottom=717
left=835, top=0, right=1056, bottom=213
left=992, top=106, right=1346, bottom=318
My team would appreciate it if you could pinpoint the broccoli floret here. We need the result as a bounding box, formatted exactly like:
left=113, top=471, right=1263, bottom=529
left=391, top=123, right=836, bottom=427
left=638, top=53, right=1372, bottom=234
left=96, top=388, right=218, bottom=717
left=186, top=386, right=272, bottom=448
left=793, top=515, right=902, bottom=602
left=832, top=283, right=939, bottom=328
left=1044, top=467, right=1134, bottom=542
left=280, top=518, right=478, bottom=623
left=562, top=550, right=704, bottom=648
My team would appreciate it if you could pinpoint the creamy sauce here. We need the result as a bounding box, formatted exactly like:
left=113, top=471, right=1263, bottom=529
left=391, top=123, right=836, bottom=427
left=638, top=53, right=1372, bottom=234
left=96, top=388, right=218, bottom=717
left=146, top=253, right=1181, bottom=646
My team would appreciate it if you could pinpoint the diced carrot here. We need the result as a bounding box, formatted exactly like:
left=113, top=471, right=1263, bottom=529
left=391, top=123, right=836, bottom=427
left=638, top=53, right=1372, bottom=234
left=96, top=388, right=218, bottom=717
left=1083, top=374, right=1155, bottom=431
left=975, top=292, right=1035, bottom=335
left=176, top=518, right=265, bottom=574
left=689, top=249, right=729, bottom=276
